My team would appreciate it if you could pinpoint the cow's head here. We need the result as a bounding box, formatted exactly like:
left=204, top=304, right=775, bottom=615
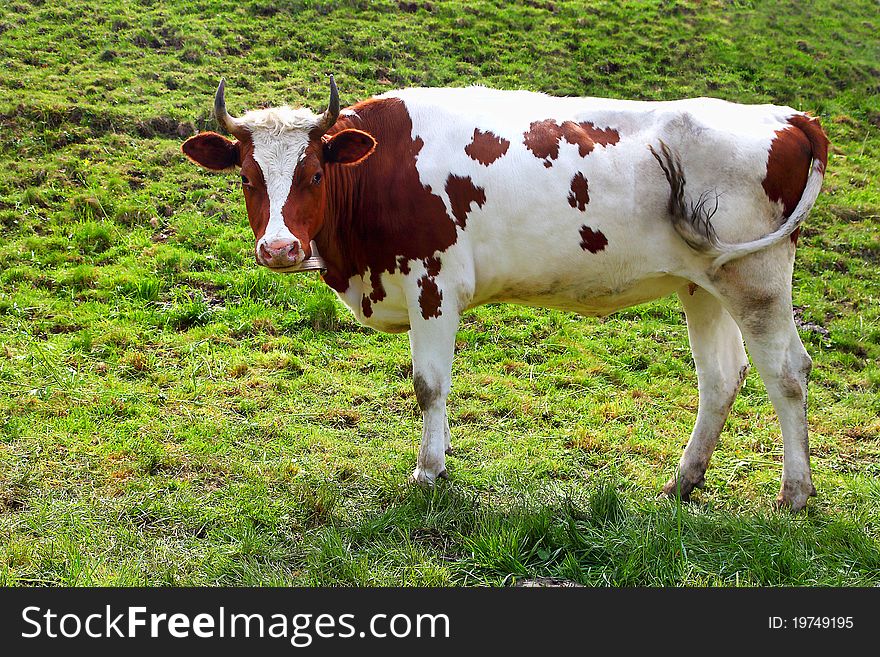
left=182, top=77, right=376, bottom=270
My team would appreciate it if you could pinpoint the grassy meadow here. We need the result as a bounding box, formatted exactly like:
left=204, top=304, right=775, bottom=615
left=0, top=0, right=878, bottom=586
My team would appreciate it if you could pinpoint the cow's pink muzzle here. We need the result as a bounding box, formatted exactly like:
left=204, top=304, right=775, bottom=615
left=258, top=239, right=304, bottom=269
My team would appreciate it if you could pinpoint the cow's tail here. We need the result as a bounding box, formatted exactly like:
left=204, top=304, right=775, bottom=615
left=649, top=114, right=828, bottom=274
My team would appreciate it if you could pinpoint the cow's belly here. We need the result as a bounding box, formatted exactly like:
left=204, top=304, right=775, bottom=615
left=486, top=272, right=687, bottom=316
left=334, top=225, right=691, bottom=329
left=464, top=198, right=697, bottom=316
left=363, top=304, right=410, bottom=332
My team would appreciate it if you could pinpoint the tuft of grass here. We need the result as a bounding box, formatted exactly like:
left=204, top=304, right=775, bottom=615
left=165, top=300, right=213, bottom=330
left=301, top=295, right=341, bottom=331
left=72, top=221, right=113, bottom=254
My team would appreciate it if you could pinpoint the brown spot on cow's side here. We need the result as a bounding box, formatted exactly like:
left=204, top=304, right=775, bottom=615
left=568, top=172, right=589, bottom=211
left=579, top=226, right=608, bottom=253
left=523, top=119, right=620, bottom=167
left=314, top=98, right=461, bottom=295
left=361, top=296, right=373, bottom=317
left=762, top=124, right=812, bottom=219
left=578, top=121, right=620, bottom=147
left=445, top=175, right=486, bottom=228
left=417, top=275, right=443, bottom=319
left=561, top=121, right=620, bottom=157
left=687, top=282, right=698, bottom=296
left=465, top=128, right=510, bottom=166
left=523, top=119, right=564, bottom=166
left=424, top=255, right=441, bottom=277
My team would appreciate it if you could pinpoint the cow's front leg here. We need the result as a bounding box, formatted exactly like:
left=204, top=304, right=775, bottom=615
left=407, top=307, right=459, bottom=485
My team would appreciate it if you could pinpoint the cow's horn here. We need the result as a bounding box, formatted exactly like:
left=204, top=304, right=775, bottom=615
left=318, top=74, right=340, bottom=133
left=214, top=78, right=241, bottom=134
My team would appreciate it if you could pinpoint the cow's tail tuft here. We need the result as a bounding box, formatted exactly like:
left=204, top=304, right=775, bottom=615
left=648, top=141, right=724, bottom=255
left=649, top=114, right=828, bottom=274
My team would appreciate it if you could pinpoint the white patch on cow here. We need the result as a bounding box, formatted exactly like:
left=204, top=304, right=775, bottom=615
left=237, top=106, right=322, bottom=249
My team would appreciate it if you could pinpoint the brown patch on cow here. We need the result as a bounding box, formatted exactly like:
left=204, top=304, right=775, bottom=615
left=465, top=128, right=510, bottom=166
left=568, top=172, right=589, bottom=211
left=781, top=114, right=828, bottom=241
left=368, top=269, right=386, bottom=303
left=762, top=125, right=811, bottom=219
left=687, top=282, right=698, bottom=296
left=313, top=98, right=462, bottom=296
left=424, top=255, right=441, bottom=276
left=445, top=175, right=486, bottom=228
left=580, top=122, right=619, bottom=147
left=788, top=114, right=829, bottom=175
left=579, top=226, right=608, bottom=253
left=397, top=256, right=411, bottom=274
left=412, top=256, right=443, bottom=320
left=561, top=121, right=620, bottom=157
left=523, top=119, right=620, bottom=167
left=762, top=115, right=830, bottom=227
left=523, top=119, right=563, bottom=166
left=361, top=296, right=373, bottom=318
left=417, top=275, right=443, bottom=319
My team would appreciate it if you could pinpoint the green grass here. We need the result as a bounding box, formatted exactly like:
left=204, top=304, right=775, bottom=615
left=1, top=0, right=878, bottom=586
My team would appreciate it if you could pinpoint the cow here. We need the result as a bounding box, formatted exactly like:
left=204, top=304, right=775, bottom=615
left=182, top=76, right=829, bottom=511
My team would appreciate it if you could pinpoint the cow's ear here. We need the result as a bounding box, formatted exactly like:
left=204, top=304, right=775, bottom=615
left=182, top=132, right=240, bottom=170
left=323, top=129, right=377, bottom=165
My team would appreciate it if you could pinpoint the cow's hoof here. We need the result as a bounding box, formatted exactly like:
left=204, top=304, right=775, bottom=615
left=409, top=467, right=447, bottom=486
left=775, top=481, right=815, bottom=513
left=661, top=473, right=704, bottom=501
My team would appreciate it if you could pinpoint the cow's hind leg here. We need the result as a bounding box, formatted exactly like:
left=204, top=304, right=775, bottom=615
left=408, top=308, right=459, bottom=485
left=726, top=284, right=815, bottom=511
left=664, top=285, right=749, bottom=500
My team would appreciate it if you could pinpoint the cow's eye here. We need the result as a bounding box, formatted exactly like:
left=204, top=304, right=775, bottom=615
left=241, top=174, right=250, bottom=186
left=312, top=171, right=323, bottom=185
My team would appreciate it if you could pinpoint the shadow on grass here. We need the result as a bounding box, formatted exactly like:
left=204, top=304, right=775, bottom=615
left=302, top=482, right=880, bottom=587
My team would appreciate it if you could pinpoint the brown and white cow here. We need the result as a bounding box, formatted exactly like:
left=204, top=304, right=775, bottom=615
left=182, top=77, right=829, bottom=510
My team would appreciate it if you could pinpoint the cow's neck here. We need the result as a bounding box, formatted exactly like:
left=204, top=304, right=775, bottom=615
left=314, top=157, right=361, bottom=292
left=312, top=104, right=388, bottom=294
left=312, top=97, right=455, bottom=299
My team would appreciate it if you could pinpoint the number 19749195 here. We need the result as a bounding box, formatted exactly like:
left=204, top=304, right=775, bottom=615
left=769, top=617, right=853, bottom=630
